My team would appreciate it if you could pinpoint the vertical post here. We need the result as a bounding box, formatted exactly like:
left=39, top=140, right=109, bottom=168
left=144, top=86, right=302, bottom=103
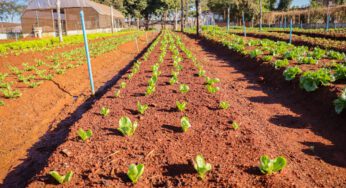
left=289, top=18, right=293, bottom=44
left=15, top=33, right=18, bottom=41
left=80, top=11, right=95, bottom=95
left=259, top=0, right=262, bottom=31
left=196, top=0, right=201, bottom=36
left=300, top=21, right=303, bottom=29
left=284, top=16, right=286, bottom=29
left=57, top=0, right=63, bottom=42
left=227, top=6, right=230, bottom=32
left=242, top=11, right=246, bottom=37
left=111, top=5, right=114, bottom=33
left=326, top=15, right=330, bottom=31
left=181, top=0, right=184, bottom=32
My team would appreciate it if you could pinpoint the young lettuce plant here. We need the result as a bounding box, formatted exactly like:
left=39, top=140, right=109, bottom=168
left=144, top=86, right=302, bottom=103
left=0, top=100, right=4, bottom=106
left=176, top=101, right=187, bottom=112
left=145, top=85, right=155, bottom=96
left=49, top=171, right=73, bottom=184
left=127, top=164, right=144, bottom=184
left=333, top=88, right=346, bottom=114
left=259, top=155, right=287, bottom=175
left=231, top=122, right=239, bottom=130
left=137, top=101, right=149, bottom=115
left=205, top=77, right=220, bottom=85
left=193, top=154, right=212, bottom=180
left=114, top=89, right=121, bottom=98
left=181, top=116, right=191, bottom=132
left=283, top=66, right=302, bottom=81
left=179, top=84, right=190, bottom=94
left=273, top=59, right=289, bottom=69
left=77, top=128, right=93, bottom=142
left=206, top=85, right=220, bottom=94
left=100, top=107, right=110, bottom=117
left=120, top=81, right=127, bottom=89
left=198, top=69, right=206, bottom=77
left=118, top=116, right=138, bottom=136
left=219, top=101, right=230, bottom=110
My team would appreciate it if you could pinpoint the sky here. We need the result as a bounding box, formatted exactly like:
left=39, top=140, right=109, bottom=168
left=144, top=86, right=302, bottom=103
left=291, top=0, right=310, bottom=7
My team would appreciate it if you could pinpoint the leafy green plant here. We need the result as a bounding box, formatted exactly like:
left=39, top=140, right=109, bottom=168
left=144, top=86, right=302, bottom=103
left=176, top=101, right=187, bottom=112
left=77, top=128, right=93, bottom=141
left=299, top=68, right=335, bottom=92
left=198, top=69, right=206, bottom=77
left=249, top=49, right=263, bottom=58
left=231, top=122, right=239, bottom=130
left=114, top=90, right=121, bottom=98
left=205, top=77, right=220, bottom=85
left=193, top=154, right=212, bottom=180
left=0, top=73, right=8, bottom=82
left=311, top=47, right=325, bottom=60
left=145, top=85, right=155, bottom=96
left=1, top=86, right=21, bottom=99
left=298, top=57, right=318, bottom=65
left=169, top=76, right=178, bottom=85
left=49, top=171, right=73, bottom=184
left=179, top=84, right=190, bottom=94
left=127, top=164, right=144, bottom=184
left=206, top=85, right=220, bottom=94
left=181, top=116, right=191, bottom=132
left=333, top=88, right=346, bottom=114
left=100, top=107, right=110, bottom=117
left=334, top=64, right=346, bottom=80
left=219, top=101, right=230, bottom=110
left=120, top=81, right=127, bottom=89
left=273, top=59, right=289, bottom=69
left=262, top=55, right=273, bottom=62
left=0, top=100, right=4, bottom=106
left=283, top=66, right=302, bottom=81
left=259, top=155, right=287, bottom=175
left=137, top=101, right=149, bottom=115
left=328, top=50, right=345, bottom=60
left=118, top=116, right=138, bottom=136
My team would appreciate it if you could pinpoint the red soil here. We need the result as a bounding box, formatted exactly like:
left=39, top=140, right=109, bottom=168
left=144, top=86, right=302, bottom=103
left=19, top=32, right=346, bottom=187
left=0, top=32, right=157, bottom=185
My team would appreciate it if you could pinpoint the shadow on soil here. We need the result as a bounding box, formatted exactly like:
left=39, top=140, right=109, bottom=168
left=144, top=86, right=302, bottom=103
left=163, top=163, right=195, bottom=177
left=182, top=33, right=346, bottom=168
left=1, top=36, right=158, bottom=188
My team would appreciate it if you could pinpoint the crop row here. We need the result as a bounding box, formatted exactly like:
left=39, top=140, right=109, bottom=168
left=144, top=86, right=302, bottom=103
left=195, top=26, right=346, bottom=114
left=224, top=27, right=346, bottom=52
left=0, top=31, right=144, bottom=107
left=45, top=30, right=287, bottom=185
left=0, top=30, right=137, bottom=56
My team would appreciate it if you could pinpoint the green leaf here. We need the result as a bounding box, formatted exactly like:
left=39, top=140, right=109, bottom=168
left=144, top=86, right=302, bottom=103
left=137, top=101, right=149, bottom=115
left=259, top=155, right=287, bottom=175
left=219, top=101, right=230, bottom=110
left=49, top=171, right=73, bottom=184
left=77, top=128, right=93, bottom=141
left=193, top=154, right=212, bottom=179
left=176, top=101, right=187, bottom=112
left=181, top=116, right=191, bottom=132
left=179, top=84, right=190, bottom=94
left=100, top=107, right=110, bottom=117
left=127, top=164, right=144, bottom=184
left=118, top=116, right=138, bottom=136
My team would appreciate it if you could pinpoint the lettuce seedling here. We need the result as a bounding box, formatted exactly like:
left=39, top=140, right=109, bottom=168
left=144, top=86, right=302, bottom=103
left=0, top=100, right=4, bottom=106
left=176, top=101, right=187, bottom=111
left=333, top=88, right=346, bottom=114
left=77, top=128, right=92, bottom=141
left=273, top=59, right=289, bottom=69
left=169, top=76, right=178, bottom=85
left=1, top=86, right=21, bottom=99
left=232, top=122, right=239, bottom=130
left=198, top=69, right=206, bottom=77
left=219, top=101, right=230, bottom=110
left=206, top=85, right=220, bottom=94
left=250, top=49, right=263, bottom=58
left=181, top=116, right=191, bottom=132
left=193, top=154, right=212, bottom=180
left=118, top=116, right=138, bottom=136
left=49, top=171, right=73, bottom=184
left=100, top=107, right=110, bottom=117
left=120, top=81, right=126, bottom=89
left=114, top=90, right=121, bottom=98
left=299, top=68, right=335, bottom=92
left=259, top=155, right=287, bottom=175
left=205, top=77, right=220, bottom=85
left=146, top=85, right=155, bottom=96
left=179, top=84, right=190, bottom=94
left=127, top=164, right=144, bottom=184
left=283, top=66, right=302, bottom=81
left=137, top=101, right=149, bottom=115
left=262, top=55, right=273, bottom=62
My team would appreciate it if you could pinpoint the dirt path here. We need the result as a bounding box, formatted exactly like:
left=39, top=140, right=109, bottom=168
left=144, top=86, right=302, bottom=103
left=0, top=32, right=157, bottom=184
left=21, top=31, right=346, bottom=187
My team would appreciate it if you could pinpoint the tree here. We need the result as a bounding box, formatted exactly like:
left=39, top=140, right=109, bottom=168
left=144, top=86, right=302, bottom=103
left=123, top=0, right=148, bottom=28
left=0, top=0, right=25, bottom=22
left=277, top=0, right=293, bottom=10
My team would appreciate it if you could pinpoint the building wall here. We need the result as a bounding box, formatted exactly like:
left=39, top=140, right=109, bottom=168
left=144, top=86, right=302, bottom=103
left=21, top=9, right=54, bottom=34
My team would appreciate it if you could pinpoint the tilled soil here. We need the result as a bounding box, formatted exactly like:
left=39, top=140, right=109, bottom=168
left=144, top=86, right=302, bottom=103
left=26, top=32, right=346, bottom=187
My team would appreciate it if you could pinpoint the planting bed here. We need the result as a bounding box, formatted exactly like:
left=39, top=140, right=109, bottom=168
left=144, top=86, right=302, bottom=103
left=17, top=31, right=346, bottom=187
left=0, top=31, right=157, bottom=184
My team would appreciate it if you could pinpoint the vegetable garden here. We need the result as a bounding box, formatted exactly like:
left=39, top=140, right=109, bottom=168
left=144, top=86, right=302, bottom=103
left=1, top=7, right=346, bottom=188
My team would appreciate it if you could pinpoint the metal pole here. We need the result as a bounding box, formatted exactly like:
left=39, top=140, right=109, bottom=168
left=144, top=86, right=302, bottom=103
left=242, top=11, right=246, bottom=37
left=289, top=18, right=293, bottom=43
left=80, top=11, right=95, bottom=95
left=227, top=6, right=230, bottom=32
left=111, top=5, right=114, bottom=33
left=284, top=16, right=286, bottom=29
left=326, top=15, right=330, bottom=32
left=259, top=0, right=262, bottom=31
left=57, top=0, right=63, bottom=42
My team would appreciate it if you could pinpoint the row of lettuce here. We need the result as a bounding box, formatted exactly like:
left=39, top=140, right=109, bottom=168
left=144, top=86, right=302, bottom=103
left=189, top=26, right=346, bottom=114
left=0, top=31, right=144, bottom=107
left=0, top=29, right=136, bottom=55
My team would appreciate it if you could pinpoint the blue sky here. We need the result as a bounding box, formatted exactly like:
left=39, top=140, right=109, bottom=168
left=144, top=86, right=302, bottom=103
left=292, top=0, right=310, bottom=7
